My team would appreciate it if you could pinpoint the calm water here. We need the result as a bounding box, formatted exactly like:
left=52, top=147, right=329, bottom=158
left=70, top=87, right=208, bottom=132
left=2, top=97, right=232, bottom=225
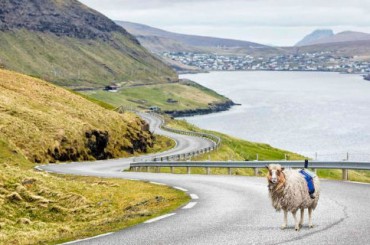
left=180, top=71, right=370, bottom=161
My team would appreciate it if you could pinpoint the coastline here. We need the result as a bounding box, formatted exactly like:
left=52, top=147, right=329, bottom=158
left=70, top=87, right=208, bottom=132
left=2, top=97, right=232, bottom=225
left=164, top=100, right=236, bottom=118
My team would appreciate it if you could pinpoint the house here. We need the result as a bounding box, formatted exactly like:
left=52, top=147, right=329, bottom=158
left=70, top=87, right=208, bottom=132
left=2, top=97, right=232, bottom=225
left=104, top=85, right=119, bottom=92
left=149, top=106, right=161, bottom=112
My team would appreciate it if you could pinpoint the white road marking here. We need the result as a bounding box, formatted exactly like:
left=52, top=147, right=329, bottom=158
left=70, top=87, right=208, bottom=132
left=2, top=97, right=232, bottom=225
left=62, top=232, right=114, bottom=244
left=173, top=186, right=188, bottom=192
left=144, top=213, right=176, bottom=224
left=149, top=181, right=166, bottom=186
left=129, top=179, right=139, bottom=181
left=182, top=202, right=197, bottom=209
left=190, top=194, right=199, bottom=200
left=346, top=181, right=370, bottom=185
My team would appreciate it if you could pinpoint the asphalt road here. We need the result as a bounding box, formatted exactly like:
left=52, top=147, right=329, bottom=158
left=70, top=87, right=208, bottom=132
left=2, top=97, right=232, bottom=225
left=39, top=113, right=370, bottom=245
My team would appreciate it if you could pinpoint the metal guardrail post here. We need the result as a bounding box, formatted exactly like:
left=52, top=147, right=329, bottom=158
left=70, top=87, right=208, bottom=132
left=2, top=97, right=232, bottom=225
left=171, top=166, right=174, bottom=174
left=206, top=167, right=210, bottom=175
left=342, top=169, right=349, bottom=181
left=228, top=167, right=232, bottom=175
left=254, top=168, right=258, bottom=176
left=187, top=167, right=191, bottom=174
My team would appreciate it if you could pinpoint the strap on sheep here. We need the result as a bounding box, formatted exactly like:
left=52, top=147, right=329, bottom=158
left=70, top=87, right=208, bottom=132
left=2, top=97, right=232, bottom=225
left=299, top=169, right=316, bottom=199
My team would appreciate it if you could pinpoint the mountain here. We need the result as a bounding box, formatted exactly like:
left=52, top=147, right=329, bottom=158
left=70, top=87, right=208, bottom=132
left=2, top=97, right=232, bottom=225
left=0, top=0, right=177, bottom=89
left=295, top=30, right=370, bottom=47
left=295, top=29, right=334, bottom=46
left=116, top=21, right=280, bottom=56
left=290, top=32, right=370, bottom=58
left=0, top=68, right=154, bottom=163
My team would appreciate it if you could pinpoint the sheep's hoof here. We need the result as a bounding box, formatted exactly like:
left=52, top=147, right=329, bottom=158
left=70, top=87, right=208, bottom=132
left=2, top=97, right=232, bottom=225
left=280, top=225, right=287, bottom=230
left=295, top=226, right=300, bottom=231
left=309, top=224, right=314, bottom=228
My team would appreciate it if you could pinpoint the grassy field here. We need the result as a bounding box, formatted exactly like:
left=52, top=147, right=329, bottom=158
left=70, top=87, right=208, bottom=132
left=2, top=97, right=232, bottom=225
left=82, top=80, right=230, bottom=111
left=0, top=30, right=177, bottom=90
left=0, top=137, right=189, bottom=245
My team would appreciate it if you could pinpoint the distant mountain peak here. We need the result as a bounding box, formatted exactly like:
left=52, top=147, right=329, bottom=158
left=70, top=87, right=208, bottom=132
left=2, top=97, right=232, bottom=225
left=295, top=29, right=334, bottom=47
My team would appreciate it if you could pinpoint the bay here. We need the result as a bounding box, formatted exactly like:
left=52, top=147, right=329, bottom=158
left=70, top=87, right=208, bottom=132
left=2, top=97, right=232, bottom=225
left=180, top=71, right=370, bottom=161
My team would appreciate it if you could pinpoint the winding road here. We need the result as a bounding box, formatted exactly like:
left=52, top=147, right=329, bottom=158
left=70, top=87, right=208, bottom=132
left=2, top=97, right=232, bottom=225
left=39, top=113, right=370, bottom=245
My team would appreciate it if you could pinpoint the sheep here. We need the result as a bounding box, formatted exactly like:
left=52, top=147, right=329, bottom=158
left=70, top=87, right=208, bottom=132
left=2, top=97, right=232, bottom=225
left=266, top=164, right=320, bottom=231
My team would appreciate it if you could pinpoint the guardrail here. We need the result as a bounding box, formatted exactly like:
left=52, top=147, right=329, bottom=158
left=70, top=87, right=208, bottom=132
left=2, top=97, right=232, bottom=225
left=114, top=106, right=221, bottom=161
left=144, top=112, right=221, bottom=162
left=129, top=160, right=370, bottom=180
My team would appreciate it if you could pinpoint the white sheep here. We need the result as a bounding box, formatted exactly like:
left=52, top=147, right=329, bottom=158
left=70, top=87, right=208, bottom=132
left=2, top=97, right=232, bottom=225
left=266, top=164, right=320, bottom=231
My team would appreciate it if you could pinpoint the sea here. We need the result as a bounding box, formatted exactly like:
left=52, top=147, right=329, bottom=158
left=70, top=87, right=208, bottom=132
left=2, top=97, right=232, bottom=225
left=180, top=71, right=370, bottom=161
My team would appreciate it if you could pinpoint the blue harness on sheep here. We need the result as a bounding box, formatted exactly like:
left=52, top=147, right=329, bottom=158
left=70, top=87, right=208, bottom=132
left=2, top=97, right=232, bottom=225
left=299, top=169, right=316, bottom=199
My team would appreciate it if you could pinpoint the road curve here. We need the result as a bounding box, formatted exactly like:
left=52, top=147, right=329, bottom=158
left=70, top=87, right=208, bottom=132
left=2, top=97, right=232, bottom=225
left=39, top=114, right=370, bottom=245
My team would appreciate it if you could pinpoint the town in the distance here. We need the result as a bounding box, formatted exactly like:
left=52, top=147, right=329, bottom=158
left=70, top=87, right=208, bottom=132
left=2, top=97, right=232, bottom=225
left=161, top=51, right=370, bottom=75
left=117, top=22, right=370, bottom=79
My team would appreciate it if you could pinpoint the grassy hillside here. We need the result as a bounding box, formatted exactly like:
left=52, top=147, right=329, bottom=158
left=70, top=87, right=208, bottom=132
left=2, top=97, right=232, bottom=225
left=82, top=79, right=231, bottom=112
left=0, top=69, right=158, bottom=163
left=0, top=0, right=177, bottom=89
left=0, top=69, right=189, bottom=244
left=0, top=137, right=189, bottom=244
left=0, top=30, right=176, bottom=89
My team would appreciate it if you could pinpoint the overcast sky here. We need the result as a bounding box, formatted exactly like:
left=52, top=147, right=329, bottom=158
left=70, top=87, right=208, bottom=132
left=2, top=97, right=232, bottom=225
left=79, top=0, right=370, bottom=46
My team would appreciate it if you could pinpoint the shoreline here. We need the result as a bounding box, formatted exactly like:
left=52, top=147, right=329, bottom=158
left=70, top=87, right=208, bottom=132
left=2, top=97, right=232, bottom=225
left=164, top=100, right=237, bottom=118
left=178, top=69, right=368, bottom=76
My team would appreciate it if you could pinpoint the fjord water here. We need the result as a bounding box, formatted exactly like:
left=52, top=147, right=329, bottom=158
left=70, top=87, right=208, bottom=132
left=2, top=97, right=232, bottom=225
left=180, top=71, right=370, bottom=160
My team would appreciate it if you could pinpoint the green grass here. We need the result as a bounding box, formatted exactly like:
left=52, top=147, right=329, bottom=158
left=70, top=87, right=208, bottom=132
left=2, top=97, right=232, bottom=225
left=0, top=137, right=189, bottom=244
left=0, top=30, right=177, bottom=90
left=82, top=80, right=229, bottom=111
left=0, top=71, right=189, bottom=244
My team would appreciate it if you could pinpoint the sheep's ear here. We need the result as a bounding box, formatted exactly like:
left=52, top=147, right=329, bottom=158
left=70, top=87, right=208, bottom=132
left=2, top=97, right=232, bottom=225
left=265, top=165, right=269, bottom=170
left=281, top=167, right=285, bottom=171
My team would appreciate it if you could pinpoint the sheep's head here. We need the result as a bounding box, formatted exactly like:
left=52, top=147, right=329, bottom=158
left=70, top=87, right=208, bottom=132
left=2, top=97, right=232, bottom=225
left=266, top=164, right=285, bottom=185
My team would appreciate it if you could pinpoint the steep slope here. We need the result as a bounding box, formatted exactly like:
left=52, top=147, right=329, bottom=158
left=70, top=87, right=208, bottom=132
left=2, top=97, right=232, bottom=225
left=295, top=29, right=334, bottom=46
left=0, top=0, right=177, bottom=89
left=116, top=21, right=281, bottom=56
left=0, top=69, right=155, bottom=163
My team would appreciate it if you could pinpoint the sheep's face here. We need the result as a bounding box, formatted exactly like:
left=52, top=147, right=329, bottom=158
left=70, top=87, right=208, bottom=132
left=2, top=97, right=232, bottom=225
left=266, top=164, right=285, bottom=185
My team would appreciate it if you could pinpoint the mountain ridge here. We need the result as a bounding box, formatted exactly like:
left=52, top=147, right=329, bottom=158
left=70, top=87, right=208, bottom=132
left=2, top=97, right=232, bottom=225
left=295, top=29, right=370, bottom=47
left=295, top=29, right=334, bottom=47
left=115, top=21, right=284, bottom=57
left=0, top=0, right=135, bottom=41
left=0, top=0, right=177, bottom=89
left=117, top=21, right=268, bottom=49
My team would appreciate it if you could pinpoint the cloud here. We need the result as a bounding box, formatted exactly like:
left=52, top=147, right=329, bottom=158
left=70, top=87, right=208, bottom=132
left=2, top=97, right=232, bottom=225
left=79, top=0, right=370, bottom=45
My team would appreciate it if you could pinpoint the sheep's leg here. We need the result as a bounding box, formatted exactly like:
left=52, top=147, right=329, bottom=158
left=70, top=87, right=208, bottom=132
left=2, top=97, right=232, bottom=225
left=308, top=208, right=314, bottom=228
left=299, top=208, right=304, bottom=228
left=281, top=210, right=288, bottom=230
left=292, top=210, right=300, bottom=231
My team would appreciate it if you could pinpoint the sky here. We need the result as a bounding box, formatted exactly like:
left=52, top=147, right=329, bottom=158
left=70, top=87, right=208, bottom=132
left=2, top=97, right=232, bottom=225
left=79, top=0, right=370, bottom=46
